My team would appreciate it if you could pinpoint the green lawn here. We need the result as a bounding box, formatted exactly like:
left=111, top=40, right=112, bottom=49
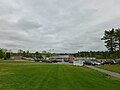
left=96, top=64, right=120, bottom=74
left=0, top=61, right=120, bottom=90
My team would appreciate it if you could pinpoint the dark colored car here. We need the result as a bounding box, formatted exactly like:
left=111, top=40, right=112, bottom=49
left=69, top=60, right=73, bottom=63
left=83, top=60, right=101, bottom=66
left=116, top=60, right=120, bottom=64
left=34, top=58, right=41, bottom=62
left=41, top=59, right=52, bottom=63
left=83, top=60, right=95, bottom=66
left=51, top=60, right=59, bottom=63
left=102, top=60, right=116, bottom=65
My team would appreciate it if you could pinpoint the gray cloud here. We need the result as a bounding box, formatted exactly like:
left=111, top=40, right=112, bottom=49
left=0, top=0, right=120, bottom=53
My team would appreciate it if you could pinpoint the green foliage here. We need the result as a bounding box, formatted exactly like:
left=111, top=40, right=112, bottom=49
left=0, top=49, right=11, bottom=60
left=101, top=28, right=117, bottom=53
left=0, top=49, right=4, bottom=59
left=36, top=54, right=43, bottom=59
left=101, top=28, right=120, bottom=59
left=35, top=51, right=43, bottom=59
left=115, top=29, right=120, bottom=50
left=4, top=52, right=11, bottom=60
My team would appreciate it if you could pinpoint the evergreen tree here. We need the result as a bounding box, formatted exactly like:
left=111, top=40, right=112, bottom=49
left=101, top=28, right=117, bottom=53
left=0, top=49, right=4, bottom=59
left=115, top=28, right=120, bottom=50
left=6, top=52, right=11, bottom=59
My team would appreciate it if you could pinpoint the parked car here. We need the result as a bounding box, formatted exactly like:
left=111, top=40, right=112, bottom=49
left=91, top=60, right=101, bottom=65
left=116, top=60, right=120, bottom=64
left=99, top=60, right=105, bottom=65
left=34, top=58, right=40, bottom=62
left=102, top=60, right=116, bottom=65
left=83, top=60, right=95, bottom=66
left=41, top=59, right=52, bottom=63
left=69, top=60, right=73, bottom=63
left=93, top=61, right=101, bottom=65
left=51, top=60, right=60, bottom=63
left=83, top=60, right=101, bottom=66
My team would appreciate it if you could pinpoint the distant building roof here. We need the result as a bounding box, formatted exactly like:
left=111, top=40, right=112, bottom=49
left=49, top=55, right=69, bottom=59
left=49, top=55, right=75, bottom=61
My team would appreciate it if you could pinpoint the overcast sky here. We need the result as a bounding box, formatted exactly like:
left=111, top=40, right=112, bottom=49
left=0, top=0, right=120, bottom=53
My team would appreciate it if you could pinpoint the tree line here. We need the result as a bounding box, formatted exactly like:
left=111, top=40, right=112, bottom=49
left=73, top=51, right=109, bottom=59
left=0, top=49, right=55, bottom=60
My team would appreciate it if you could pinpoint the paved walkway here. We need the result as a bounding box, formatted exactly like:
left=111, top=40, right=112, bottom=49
left=86, top=65, right=120, bottom=79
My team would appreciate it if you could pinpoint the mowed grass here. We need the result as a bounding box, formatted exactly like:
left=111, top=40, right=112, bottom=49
left=0, top=61, right=120, bottom=90
left=96, top=64, right=120, bottom=74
